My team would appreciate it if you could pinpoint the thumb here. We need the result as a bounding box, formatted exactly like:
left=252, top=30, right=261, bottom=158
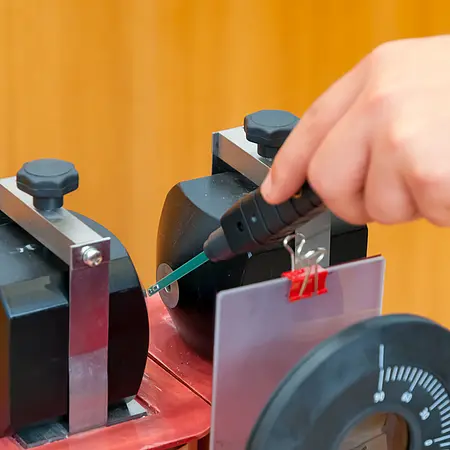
left=261, top=56, right=369, bottom=204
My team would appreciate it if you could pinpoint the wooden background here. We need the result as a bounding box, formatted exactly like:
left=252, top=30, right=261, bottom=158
left=1, top=0, right=450, bottom=327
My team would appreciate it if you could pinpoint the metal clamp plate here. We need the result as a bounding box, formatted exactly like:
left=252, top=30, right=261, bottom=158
left=0, top=177, right=110, bottom=434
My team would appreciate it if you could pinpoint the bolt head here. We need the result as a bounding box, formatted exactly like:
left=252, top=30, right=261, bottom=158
left=82, top=246, right=103, bottom=267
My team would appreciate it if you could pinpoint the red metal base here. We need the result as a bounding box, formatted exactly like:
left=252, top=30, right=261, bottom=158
left=0, top=295, right=213, bottom=450
left=147, top=297, right=213, bottom=404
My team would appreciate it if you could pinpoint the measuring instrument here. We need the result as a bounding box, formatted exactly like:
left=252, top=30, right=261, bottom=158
left=148, top=108, right=450, bottom=449
left=148, top=183, right=325, bottom=296
left=247, top=314, right=450, bottom=449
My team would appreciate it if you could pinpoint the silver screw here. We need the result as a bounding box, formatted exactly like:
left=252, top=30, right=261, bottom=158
left=82, top=246, right=103, bottom=267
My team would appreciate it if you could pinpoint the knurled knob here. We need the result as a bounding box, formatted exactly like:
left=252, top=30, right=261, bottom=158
left=244, top=110, right=299, bottom=159
left=16, top=158, right=79, bottom=211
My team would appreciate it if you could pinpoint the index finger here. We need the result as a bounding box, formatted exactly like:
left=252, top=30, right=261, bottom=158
left=261, top=55, right=371, bottom=204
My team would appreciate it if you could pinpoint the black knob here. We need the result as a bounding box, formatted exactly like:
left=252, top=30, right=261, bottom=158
left=244, top=110, right=299, bottom=159
left=16, top=159, right=79, bottom=211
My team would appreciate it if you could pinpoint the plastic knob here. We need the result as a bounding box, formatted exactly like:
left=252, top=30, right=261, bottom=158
left=244, top=110, right=299, bottom=159
left=16, top=159, right=79, bottom=211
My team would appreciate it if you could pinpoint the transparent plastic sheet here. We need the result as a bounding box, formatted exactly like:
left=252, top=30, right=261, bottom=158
left=210, top=256, right=386, bottom=449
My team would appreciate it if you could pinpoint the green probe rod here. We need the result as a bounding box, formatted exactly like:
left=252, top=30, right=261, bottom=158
left=147, top=251, right=209, bottom=296
left=148, top=183, right=323, bottom=297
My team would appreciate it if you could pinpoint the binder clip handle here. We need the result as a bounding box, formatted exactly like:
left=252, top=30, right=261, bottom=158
left=281, top=233, right=329, bottom=302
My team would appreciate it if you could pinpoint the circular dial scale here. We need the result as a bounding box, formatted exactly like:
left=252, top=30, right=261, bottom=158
left=247, top=315, right=450, bottom=450
left=374, top=344, right=450, bottom=448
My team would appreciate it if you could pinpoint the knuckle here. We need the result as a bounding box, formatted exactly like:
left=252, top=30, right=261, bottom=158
left=428, top=216, right=450, bottom=227
left=364, top=84, right=399, bottom=118
left=427, top=216, right=448, bottom=227
left=424, top=206, right=450, bottom=227
left=385, top=123, right=413, bottom=155
left=364, top=195, right=386, bottom=223
left=365, top=88, right=388, bottom=115
left=365, top=181, right=416, bottom=225
left=366, top=201, right=406, bottom=225
left=407, top=165, right=450, bottom=226
left=365, top=202, right=387, bottom=224
left=364, top=42, right=403, bottom=117
left=409, top=165, right=446, bottom=189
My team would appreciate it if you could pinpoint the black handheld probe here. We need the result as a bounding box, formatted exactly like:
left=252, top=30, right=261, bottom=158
left=148, top=183, right=324, bottom=296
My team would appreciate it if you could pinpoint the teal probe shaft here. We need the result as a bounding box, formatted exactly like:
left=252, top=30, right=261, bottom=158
left=148, top=251, right=209, bottom=296
left=148, top=183, right=324, bottom=297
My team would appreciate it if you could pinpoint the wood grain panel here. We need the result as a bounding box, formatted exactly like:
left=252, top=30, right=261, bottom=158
left=0, top=0, right=9, bottom=175
left=2, top=0, right=450, bottom=328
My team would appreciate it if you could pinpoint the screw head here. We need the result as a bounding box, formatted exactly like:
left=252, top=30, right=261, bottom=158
left=82, top=246, right=103, bottom=267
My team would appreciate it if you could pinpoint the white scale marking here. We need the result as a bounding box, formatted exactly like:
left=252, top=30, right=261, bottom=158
left=408, top=367, right=417, bottom=382
left=378, top=345, right=384, bottom=391
left=373, top=348, right=450, bottom=447
left=385, top=366, right=392, bottom=383
left=431, top=394, right=447, bottom=411
left=425, top=438, right=450, bottom=447
left=425, top=435, right=450, bottom=447
left=409, top=369, right=423, bottom=392
left=424, top=375, right=434, bottom=389
left=403, top=366, right=412, bottom=381
left=434, top=388, right=445, bottom=401
left=374, top=344, right=385, bottom=403
left=439, top=400, right=450, bottom=411
left=392, top=366, right=399, bottom=381
left=432, top=385, right=444, bottom=397
left=419, top=371, right=429, bottom=386
left=428, top=379, right=439, bottom=393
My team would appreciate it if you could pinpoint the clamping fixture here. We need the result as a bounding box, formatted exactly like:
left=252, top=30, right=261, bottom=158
left=0, top=159, right=110, bottom=435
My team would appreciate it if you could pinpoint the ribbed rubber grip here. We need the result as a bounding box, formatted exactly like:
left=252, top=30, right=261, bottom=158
left=203, top=183, right=325, bottom=262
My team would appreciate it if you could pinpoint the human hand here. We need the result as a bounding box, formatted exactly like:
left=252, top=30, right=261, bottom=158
left=261, top=35, right=450, bottom=227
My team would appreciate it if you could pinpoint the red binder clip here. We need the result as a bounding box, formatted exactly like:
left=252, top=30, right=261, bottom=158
left=281, top=234, right=329, bottom=303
